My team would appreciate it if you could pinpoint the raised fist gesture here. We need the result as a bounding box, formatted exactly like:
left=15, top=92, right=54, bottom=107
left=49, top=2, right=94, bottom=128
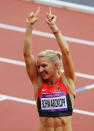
left=26, top=7, right=40, bottom=25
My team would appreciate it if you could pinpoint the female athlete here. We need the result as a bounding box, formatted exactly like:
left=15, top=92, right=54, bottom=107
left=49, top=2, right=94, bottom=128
left=24, top=7, right=76, bottom=131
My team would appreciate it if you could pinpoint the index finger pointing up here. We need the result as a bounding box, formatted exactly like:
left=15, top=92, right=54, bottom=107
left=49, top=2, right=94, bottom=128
left=48, top=7, right=52, bottom=15
left=36, top=7, right=40, bottom=16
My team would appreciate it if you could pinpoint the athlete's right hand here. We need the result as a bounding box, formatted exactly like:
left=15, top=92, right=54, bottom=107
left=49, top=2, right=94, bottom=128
left=26, top=7, right=40, bottom=25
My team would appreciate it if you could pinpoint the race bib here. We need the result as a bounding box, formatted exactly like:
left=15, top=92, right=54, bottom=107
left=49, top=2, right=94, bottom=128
left=41, top=92, right=68, bottom=112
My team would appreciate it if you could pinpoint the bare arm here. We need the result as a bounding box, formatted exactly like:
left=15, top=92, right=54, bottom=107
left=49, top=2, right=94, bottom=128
left=24, top=8, right=40, bottom=84
left=46, top=8, right=76, bottom=82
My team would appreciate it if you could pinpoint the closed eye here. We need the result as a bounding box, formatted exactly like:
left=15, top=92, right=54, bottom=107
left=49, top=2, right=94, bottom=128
left=36, top=64, right=47, bottom=70
left=42, top=64, right=47, bottom=68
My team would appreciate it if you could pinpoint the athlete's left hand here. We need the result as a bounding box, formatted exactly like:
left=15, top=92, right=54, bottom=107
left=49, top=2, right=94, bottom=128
left=46, top=8, right=56, bottom=27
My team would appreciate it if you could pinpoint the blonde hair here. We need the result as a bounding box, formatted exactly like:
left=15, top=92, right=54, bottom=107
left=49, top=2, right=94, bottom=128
left=37, top=50, right=62, bottom=74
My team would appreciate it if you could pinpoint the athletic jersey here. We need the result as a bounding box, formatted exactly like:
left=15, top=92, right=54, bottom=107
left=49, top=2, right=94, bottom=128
left=37, top=75, right=74, bottom=117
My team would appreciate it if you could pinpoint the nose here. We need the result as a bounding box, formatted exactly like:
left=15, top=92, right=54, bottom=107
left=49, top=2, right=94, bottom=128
left=38, top=66, right=44, bottom=73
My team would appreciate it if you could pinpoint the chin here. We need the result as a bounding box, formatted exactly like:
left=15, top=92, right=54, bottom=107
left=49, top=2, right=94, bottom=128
left=42, top=77, right=48, bottom=80
left=41, top=75, right=49, bottom=80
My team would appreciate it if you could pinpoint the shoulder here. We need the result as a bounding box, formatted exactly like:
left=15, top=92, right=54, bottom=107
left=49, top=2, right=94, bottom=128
left=61, top=72, right=76, bottom=95
left=32, top=76, right=44, bottom=99
left=61, top=73, right=76, bottom=108
left=61, top=72, right=75, bottom=86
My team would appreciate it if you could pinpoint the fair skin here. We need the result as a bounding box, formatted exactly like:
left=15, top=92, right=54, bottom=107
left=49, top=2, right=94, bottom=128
left=37, top=56, right=60, bottom=85
left=24, top=7, right=76, bottom=131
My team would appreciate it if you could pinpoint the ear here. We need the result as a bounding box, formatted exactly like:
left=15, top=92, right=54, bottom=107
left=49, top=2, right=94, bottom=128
left=55, top=62, right=59, bottom=69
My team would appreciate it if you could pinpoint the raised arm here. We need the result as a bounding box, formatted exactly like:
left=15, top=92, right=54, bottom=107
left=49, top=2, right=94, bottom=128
left=24, top=8, right=40, bottom=84
left=46, top=8, right=76, bottom=82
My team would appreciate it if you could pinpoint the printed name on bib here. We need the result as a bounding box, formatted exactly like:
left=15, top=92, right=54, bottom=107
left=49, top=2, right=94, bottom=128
left=41, top=92, right=68, bottom=112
